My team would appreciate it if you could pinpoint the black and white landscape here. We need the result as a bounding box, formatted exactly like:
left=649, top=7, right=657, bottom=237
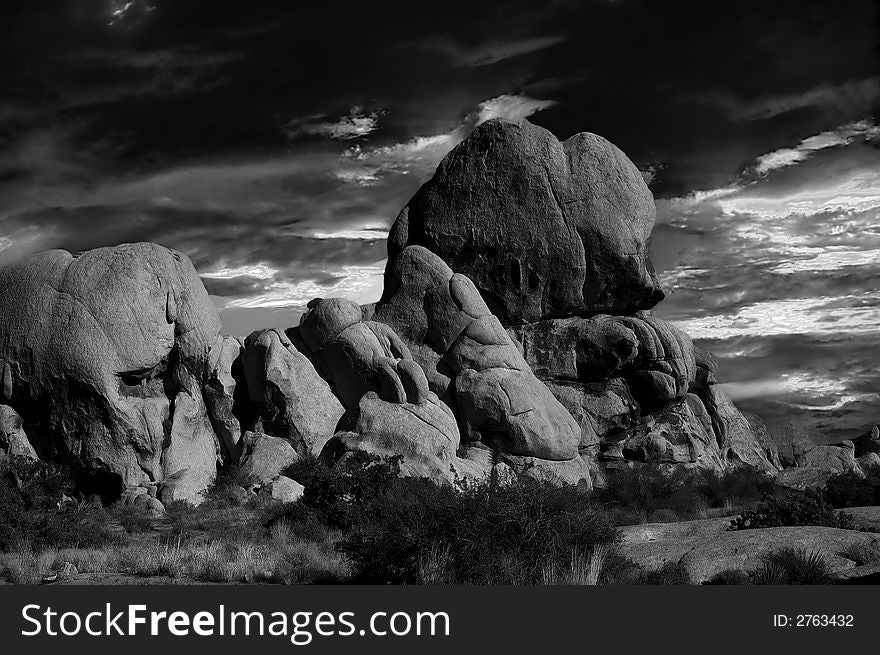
left=0, top=1, right=878, bottom=586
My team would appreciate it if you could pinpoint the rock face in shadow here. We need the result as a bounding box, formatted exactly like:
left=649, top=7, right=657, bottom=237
left=0, top=243, right=222, bottom=503
left=386, top=118, right=663, bottom=325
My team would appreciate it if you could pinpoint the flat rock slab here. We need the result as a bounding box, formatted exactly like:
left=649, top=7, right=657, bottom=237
left=619, top=517, right=880, bottom=582
left=620, top=516, right=733, bottom=546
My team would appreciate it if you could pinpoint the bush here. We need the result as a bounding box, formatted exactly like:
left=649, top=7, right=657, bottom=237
left=597, top=465, right=773, bottom=521
left=111, top=505, right=153, bottom=534
left=0, top=457, right=116, bottom=550
left=704, top=569, right=751, bottom=585
left=823, top=472, right=876, bottom=509
left=598, top=552, right=692, bottom=585
left=751, top=548, right=830, bottom=585
left=338, top=476, right=620, bottom=584
left=728, top=489, right=854, bottom=531
left=699, top=467, right=774, bottom=506
left=839, top=541, right=880, bottom=566
left=283, top=451, right=402, bottom=529
left=597, top=467, right=705, bottom=517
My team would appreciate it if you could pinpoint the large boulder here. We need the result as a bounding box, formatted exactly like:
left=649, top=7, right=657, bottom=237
left=373, top=245, right=582, bottom=465
left=508, top=315, right=779, bottom=476
left=793, top=438, right=861, bottom=475
left=853, top=424, right=880, bottom=458
left=293, top=297, right=413, bottom=409
left=509, top=314, right=695, bottom=406
left=240, top=329, right=344, bottom=456
left=0, top=243, right=222, bottom=498
left=238, top=430, right=299, bottom=487
left=599, top=394, right=721, bottom=469
left=386, top=118, right=663, bottom=325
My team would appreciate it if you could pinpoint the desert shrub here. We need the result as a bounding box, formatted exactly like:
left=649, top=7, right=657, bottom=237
left=751, top=548, right=830, bottom=585
left=704, top=569, right=751, bottom=585
left=272, top=541, right=348, bottom=584
left=597, top=467, right=704, bottom=516
left=263, top=502, right=333, bottom=543
left=839, top=541, right=880, bottom=566
left=823, top=472, right=876, bottom=508
left=698, top=467, right=774, bottom=506
left=338, top=476, right=619, bottom=584
left=111, top=504, right=153, bottom=534
left=638, top=561, right=693, bottom=585
left=283, top=451, right=402, bottom=529
left=598, top=551, right=692, bottom=585
left=205, top=466, right=245, bottom=502
left=728, top=489, right=854, bottom=531
left=0, top=457, right=115, bottom=550
left=648, top=508, right=681, bottom=523
left=597, top=465, right=771, bottom=521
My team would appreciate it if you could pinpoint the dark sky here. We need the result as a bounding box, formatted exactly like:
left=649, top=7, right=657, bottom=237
left=1, top=0, right=878, bottom=441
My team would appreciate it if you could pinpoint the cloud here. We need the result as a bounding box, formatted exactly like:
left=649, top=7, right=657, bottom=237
left=695, top=78, right=880, bottom=122
left=338, top=93, right=558, bottom=181
left=750, top=120, right=879, bottom=176
left=428, top=34, right=568, bottom=67
left=476, top=94, right=558, bottom=124
left=284, top=107, right=382, bottom=141
left=652, top=135, right=880, bottom=441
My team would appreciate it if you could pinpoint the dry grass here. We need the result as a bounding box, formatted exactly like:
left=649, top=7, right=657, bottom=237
left=839, top=541, right=880, bottom=567
left=0, top=533, right=349, bottom=585
left=540, top=545, right=607, bottom=585
left=0, top=539, right=114, bottom=583
left=418, top=543, right=454, bottom=584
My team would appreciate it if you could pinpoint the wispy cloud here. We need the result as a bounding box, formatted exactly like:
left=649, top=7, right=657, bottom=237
left=426, top=34, right=567, bottom=67
left=695, top=77, right=880, bottom=122
left=750, top=120, right=879, bottom=176
left=284, top=107, right=382, bottom=141
left=652, top=134, right=880, bottom=440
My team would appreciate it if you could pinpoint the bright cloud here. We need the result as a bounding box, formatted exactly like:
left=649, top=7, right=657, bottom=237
left=751, top=120, right=879, bottom=176
left=284, top=107, right=381, bottom=141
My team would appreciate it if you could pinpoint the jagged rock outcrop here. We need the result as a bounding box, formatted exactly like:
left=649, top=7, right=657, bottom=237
left=0, top=243, right=222, bottom=503
left=386, top=118, right=663, bottom=325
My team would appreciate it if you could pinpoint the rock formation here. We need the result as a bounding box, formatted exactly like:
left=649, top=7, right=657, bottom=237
left=0, top=243, right=222, bottom=504
left=386, top=118, right=663, bottom=325
left=0, top=118, right=795, bottom=504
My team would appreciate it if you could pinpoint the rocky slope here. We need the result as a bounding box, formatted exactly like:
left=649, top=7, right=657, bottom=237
left=0, top=118, right=794, bottom=505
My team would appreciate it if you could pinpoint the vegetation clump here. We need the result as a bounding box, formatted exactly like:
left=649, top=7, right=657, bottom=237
left=728, top=489, right=853, bottom=531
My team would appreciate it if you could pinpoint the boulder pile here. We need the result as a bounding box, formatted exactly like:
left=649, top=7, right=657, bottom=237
left=0, top=118, right=792, bottom=504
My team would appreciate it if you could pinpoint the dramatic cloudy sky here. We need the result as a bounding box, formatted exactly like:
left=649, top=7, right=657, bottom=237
left=1, top=0, right=878, bottom=441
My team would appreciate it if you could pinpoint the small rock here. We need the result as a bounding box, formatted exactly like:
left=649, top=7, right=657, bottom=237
left=261, top=476, right=305, bottom=503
